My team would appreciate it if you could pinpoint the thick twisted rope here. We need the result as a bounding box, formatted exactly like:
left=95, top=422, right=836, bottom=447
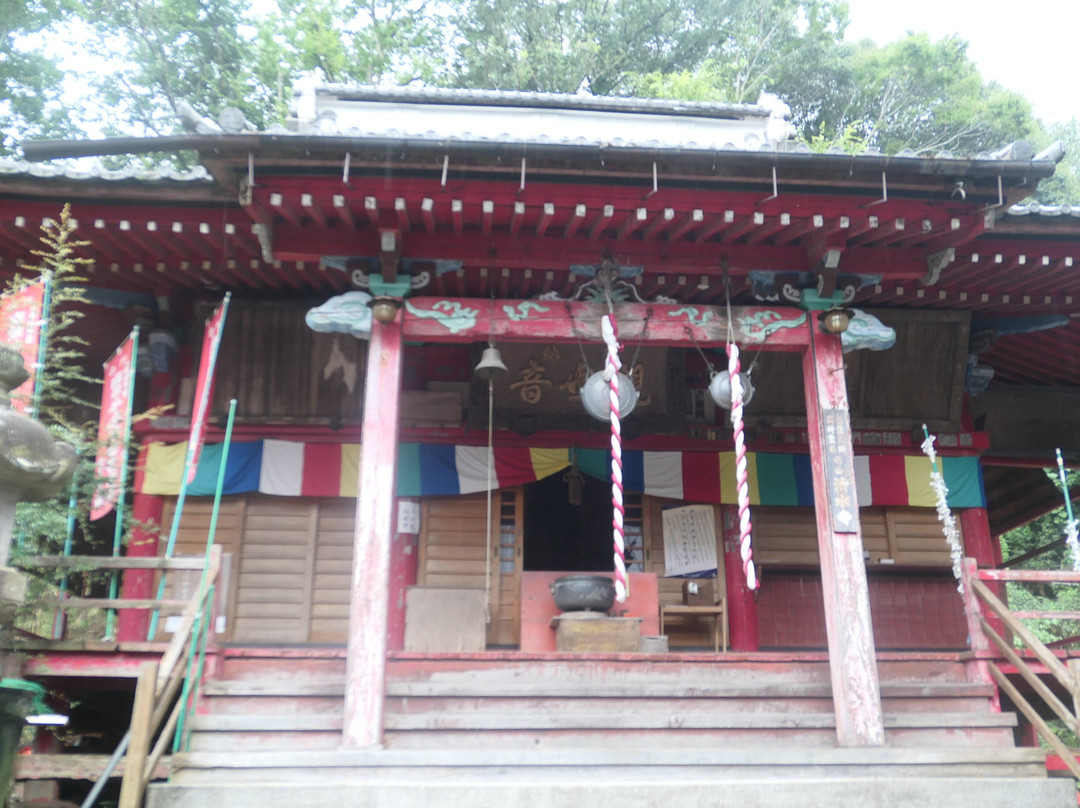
left=921, top=425, right=965, bottom=596
left=727, top=342, right=758, bottom=590
left=602, top=313, right=628, bottom=602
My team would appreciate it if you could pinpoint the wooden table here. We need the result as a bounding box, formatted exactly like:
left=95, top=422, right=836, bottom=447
left=660, top=603, right=727, bottom=653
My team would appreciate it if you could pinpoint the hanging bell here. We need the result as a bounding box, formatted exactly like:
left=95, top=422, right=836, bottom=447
left=474, top=345, right=508, bottom=379
left=708, top=370, right=755, bottom=410
left=580, top=371, right=639, bottom=421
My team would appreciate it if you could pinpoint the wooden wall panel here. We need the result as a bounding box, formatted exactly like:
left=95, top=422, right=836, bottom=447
left=203, top=300, right=366, bottom=423
left=418, top=493, right=520, bottom=646
left=232, top=498, right=316, bottom=643
left=753, top=506, right=959, bottom=568
left=309, top=499, right=355, bottom=643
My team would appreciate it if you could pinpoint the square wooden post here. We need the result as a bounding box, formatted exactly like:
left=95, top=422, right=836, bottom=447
left=342, top=308, right=404, bottom=748
left=802, top=325, right=885, bottom=746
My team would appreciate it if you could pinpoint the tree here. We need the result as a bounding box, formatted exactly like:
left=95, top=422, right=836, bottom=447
left=824, top=33, right=1037, bottom=155
left=72, top=0, right=263, bottom=136
left=1031, top=119, right=1080, bottom=205
left=0, top=0, right=77, bottom=155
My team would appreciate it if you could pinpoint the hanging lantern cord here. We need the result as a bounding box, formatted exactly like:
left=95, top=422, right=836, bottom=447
left=723, top=271, right=758, bottom=590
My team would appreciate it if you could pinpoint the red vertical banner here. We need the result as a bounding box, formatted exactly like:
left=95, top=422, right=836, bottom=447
left=0, top=279, right=46, bottom=413
left=187, top=295, right=230, bottom=484
left=90, top=332, right=138, bottom=521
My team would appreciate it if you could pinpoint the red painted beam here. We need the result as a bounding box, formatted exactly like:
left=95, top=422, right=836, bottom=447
left=401, top=298, right=811, bottom=349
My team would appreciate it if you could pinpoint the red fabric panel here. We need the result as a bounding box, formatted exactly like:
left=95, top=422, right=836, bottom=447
left=681, top=452, right=721, bottom=503
left=301, top=443, right=342, bottom=497
left=493, top=446, right=536, bottom=488
left=869, top=454, right=909, bottom=506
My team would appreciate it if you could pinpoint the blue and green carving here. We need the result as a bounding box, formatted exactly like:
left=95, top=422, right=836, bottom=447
left=668, top=306, right=715, bottom=328
left=503, top=301, right=551, bottom=321
left=736, top=310, right=807, bottom=341
left=404, top=300, right=480, bottom=334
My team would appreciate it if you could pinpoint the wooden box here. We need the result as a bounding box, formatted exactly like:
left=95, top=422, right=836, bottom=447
left=553, top=614, right=642, bottom=653
left=404, top=587, right=486, bottom=652
left=682, top=578, right=716, bottom=606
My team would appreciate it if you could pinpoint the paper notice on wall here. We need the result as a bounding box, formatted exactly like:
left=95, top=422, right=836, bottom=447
left=397, top=500, right=421, bottom=534
left=662, top=505, right=718, bottom=577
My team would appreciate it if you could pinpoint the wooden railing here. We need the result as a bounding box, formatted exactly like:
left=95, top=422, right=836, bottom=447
left=962, top=557, right=1080, bottom=781
left=18, top=547, right=222, bottom=807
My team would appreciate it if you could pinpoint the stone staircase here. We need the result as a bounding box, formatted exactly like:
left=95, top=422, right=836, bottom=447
left=146, top=650, right=1075, bottom=807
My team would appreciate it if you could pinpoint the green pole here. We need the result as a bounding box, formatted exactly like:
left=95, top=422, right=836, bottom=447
left=173, top=399, right=236, bottom=750
left=1056, top=449, right=1076, bottom=527
left=105, top=327, right=140, bottom=640
left=29, top=273, right=52, bottom=420
left=148, top=295, right=230, bottom=639
left=51, top=461, right=80, bottom=640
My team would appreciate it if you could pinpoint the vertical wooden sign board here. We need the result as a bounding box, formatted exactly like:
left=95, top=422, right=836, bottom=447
left=802, top=327, right=885, bottom=747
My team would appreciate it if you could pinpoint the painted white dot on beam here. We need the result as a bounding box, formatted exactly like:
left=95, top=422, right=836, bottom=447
left=959, top=292, right=968, bottom=301
left=994, top=254, right=1003, bottom=264
left=1018, top=255, right=1026, bottom=265
left=545, top=270, right=554, bottom=280
left=302, top=194, right=314, bottom=207
left=250, top=259, right=259, bottom=268
left=501, top=268, right=510, bottom=277
left=951, top=218, right=960, bottom=230
left=227, top=259, right=236, bottom=269
left=1046, top=296, right=1053, bottom=304
left=677, top=275, right=686, bottom=285
left=1067, top=296, right=1074, bottom=304
left=939, top=290, right=947, bottom=300
left=1042, top=256, right=1051, bottom=266
left=1002, top=295, right=1010, bottom=303
left=479, top=267, right=488, bottom=278
left=658, top=275, right=667, bottom=285
left=334, top=195, right=346, bottom=208
left=120, top=221, right=131, bottom=231
left=971, top=253, right=979, bottom=262
left=180, top=261, right=189, bottom=270
left=895, top=286, right=904, bottom=295
left=95, top=219, right=106, bottom=228
left=133, top=262, right=142, bottom=272
left=524, top=269, right=532, bottom=279
left=839, top=216, right=850, bottom=228
left=146, top=221, right=157, bottom=232
left=200, top=223, right=210, bottom=234
left=225, top=224, right=235, bottom=234
left=172, top=222, right=183, bottom=233
left=916, top=289, right=925, bottom=298
left=1067, top=257, right=1075, bottom=267
left=202, top=261, right=211, bottom=270
left=1023, top=295, right=1030, bottom=304
left=156, top=263, right=166, bottom=272
left=110, top=263, right=120, bottom=272
left=364, top=197, right=377, bottom=210
left=981, top=293, right=990, bottom=302
left=270, top=193, right=284, bottom=206
left=874, top=285, right=882, bottom=294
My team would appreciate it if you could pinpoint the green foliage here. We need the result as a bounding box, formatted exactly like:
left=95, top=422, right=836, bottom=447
left=0, top=0, right=78, bottom=155
left=999, top=468, right=1080, bottom=647
left=1031, top=119, right=1080, bottom=205
left=76, top=0, right=267, bottom=135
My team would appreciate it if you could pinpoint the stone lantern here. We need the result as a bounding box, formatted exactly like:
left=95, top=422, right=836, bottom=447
left=0, top=345, right=78, bottom=624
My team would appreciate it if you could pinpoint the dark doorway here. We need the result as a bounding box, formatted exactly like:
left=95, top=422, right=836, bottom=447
left=523, top=473, right=614, bottom=571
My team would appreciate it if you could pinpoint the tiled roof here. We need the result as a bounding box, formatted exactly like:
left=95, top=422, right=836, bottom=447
left=0, top=158, right=210, bottom=183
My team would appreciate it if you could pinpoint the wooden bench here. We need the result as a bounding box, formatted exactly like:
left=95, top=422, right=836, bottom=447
left=659, top=602, right=728, bottom=653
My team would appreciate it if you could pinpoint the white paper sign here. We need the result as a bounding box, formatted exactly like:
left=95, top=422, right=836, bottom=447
left=662, top=505, right=718, bottom=576
left=397, top=500, right=421, bottom=534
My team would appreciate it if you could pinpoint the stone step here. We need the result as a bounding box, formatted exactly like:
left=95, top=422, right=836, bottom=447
left=190, top=710, right=1014, bottom=734
left=200, top=677, right=993, bottom=701
left=147, top=775, right=1076, bottom=808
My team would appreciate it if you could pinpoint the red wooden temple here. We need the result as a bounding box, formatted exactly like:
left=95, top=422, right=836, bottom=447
left=3, top=85, right=1080, bottom=806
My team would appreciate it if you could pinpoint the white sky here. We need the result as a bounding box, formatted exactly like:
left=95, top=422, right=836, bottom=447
left=843, top=0, right=1079, bottom=124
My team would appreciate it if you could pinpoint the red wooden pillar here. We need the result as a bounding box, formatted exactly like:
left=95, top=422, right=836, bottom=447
left=342, top=308, right=405, bottom=748
left=117, top=492, right=165, bottom=642
left=721, top=504, right=759, bottom=651
left=961, top=508, right=1001, bottom=568
left=802, top=325, right=885, bottom=746
left=962, top=507, right=1006, bottom=639
left=387, top=497, right=420, bottom=652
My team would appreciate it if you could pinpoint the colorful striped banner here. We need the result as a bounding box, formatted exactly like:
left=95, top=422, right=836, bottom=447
left=138, top=440, right=985, bottom=508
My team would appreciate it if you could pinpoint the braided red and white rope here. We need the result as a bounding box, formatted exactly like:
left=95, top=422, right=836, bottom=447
left=602, top=314, right=628, bottom=602
left=727, top=342, right=758, bottom=590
